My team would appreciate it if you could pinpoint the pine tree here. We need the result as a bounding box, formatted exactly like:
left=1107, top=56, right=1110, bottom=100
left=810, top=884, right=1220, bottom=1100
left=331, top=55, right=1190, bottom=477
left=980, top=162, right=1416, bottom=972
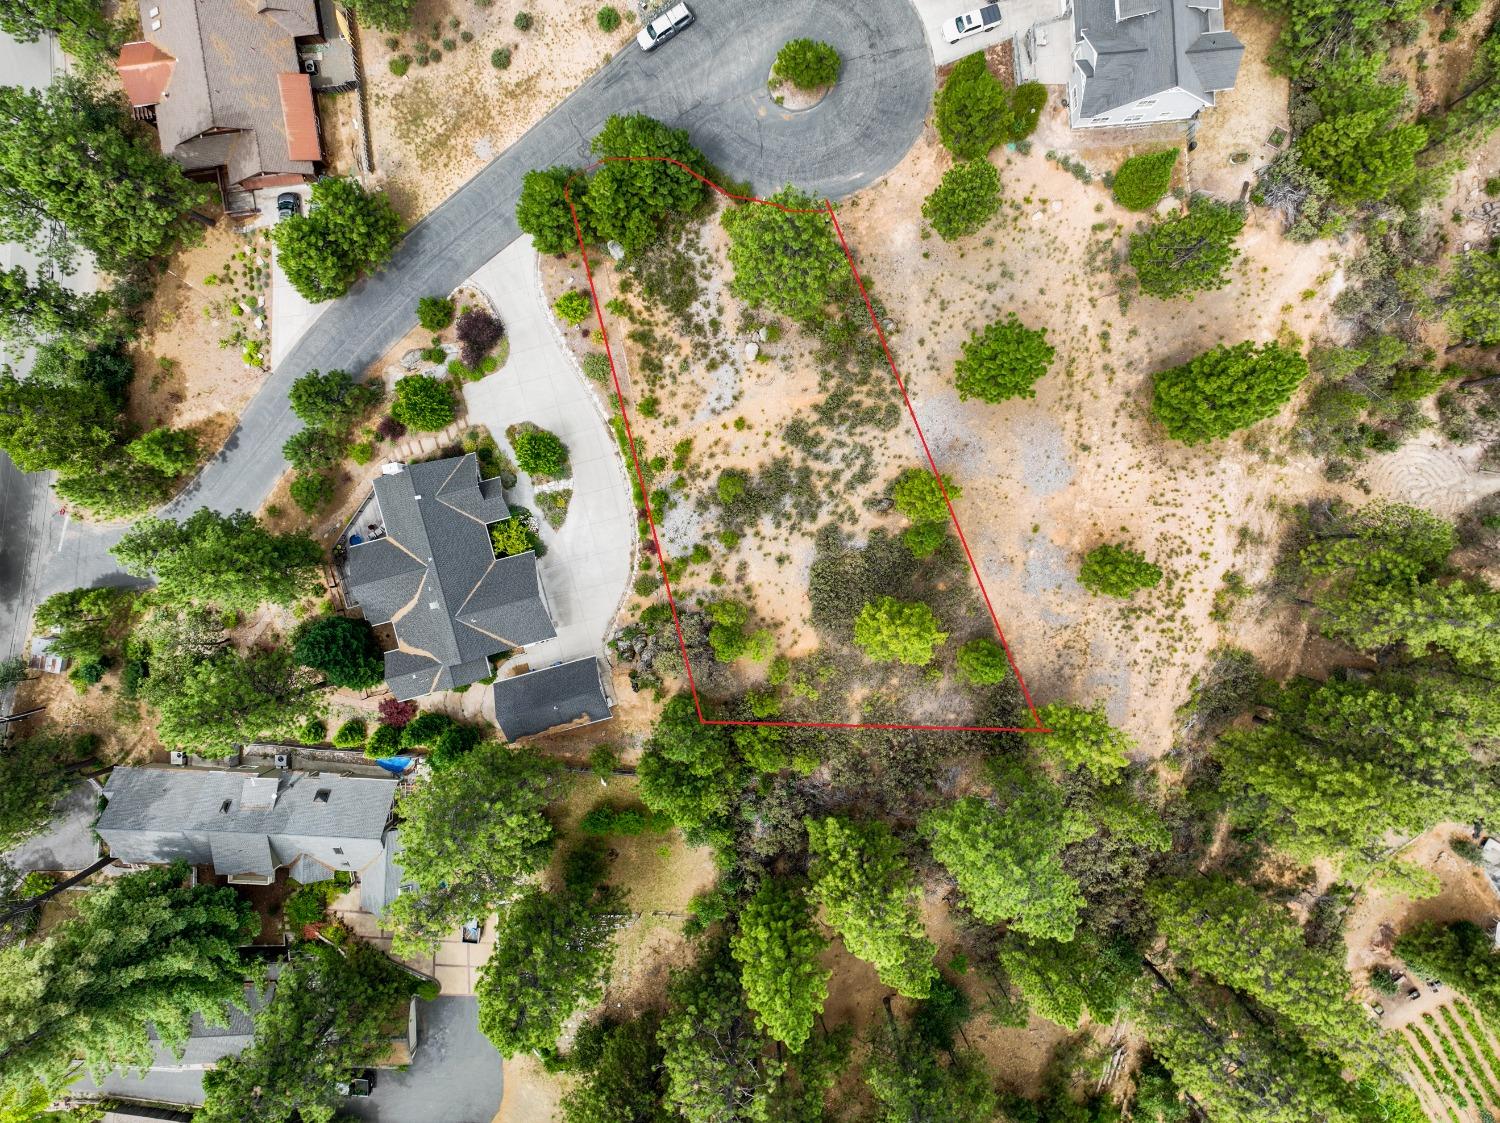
left=731, top=880, right=830, bottom=1051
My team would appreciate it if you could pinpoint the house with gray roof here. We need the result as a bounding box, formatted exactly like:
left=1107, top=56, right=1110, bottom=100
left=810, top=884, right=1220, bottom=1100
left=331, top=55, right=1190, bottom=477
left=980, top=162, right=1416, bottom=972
left=1064, top=0, right=1244, bottom=127
left=493, top=657, right=614, bottom=741
left=343, top=454, right=557, bottom=702
left=96, top=765, right=396, bottom=891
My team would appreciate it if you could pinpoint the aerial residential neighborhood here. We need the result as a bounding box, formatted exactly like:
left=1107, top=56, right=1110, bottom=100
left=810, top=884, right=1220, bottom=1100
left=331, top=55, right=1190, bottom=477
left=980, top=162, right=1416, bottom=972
left=0, top=0, right=1498, bottom=1121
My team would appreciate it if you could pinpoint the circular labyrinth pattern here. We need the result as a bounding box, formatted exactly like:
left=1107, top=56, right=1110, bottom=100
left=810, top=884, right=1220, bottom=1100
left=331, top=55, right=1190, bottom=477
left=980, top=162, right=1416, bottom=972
left=1362, top=443, right=1488, bottom=517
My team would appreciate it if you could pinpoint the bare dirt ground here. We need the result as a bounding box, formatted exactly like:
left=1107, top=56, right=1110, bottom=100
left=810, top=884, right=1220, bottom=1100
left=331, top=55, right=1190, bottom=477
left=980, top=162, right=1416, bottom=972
left=363, top=0, right=637, bottom=222
left=126, top=221, right=273, bottom=464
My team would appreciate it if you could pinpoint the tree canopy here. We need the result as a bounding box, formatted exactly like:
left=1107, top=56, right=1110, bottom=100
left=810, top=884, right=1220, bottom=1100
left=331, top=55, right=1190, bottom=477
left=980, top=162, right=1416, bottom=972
left=730, top=879, right=830, bottom=1051
left=1034, top=702, right=1133, bottom=780
left=516, top=166, right=582, bottom=254
left=723, top=186, right=848, bottom=321
left=933, top=53, right=1016, bottom=158
left=0, top=731, right=94, bottom=850
left=638, top=695, right=741, bottom=835
left=273, top=177, right=404, bottom=303
left=854, top=597, right=948, bottom=666
left=922, top=159, right=1001, bottom=241
left=952, top=316, right=1055, bottom=402
left=1112, top=149, right=1179, bottom=211
left=1128, top=197, right=1245, bottom=299
left=1151, top=340, right=1309, bottom=444
left=583, top=114, right=709, bottom=254
left=292, top=614, right=385, bottom=690
left=385, top=741, right=558, bottom=954
left=1077, top=543, right=1163, bottom=598
left=1446, top=243, right=1500, bottom=347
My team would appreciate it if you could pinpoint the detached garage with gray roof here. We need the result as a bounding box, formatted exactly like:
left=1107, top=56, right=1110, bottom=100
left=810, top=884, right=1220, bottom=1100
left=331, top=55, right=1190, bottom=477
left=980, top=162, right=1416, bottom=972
left=344, top=454, right=557, bottom=701
left=493, top=658, right=613, bottom=741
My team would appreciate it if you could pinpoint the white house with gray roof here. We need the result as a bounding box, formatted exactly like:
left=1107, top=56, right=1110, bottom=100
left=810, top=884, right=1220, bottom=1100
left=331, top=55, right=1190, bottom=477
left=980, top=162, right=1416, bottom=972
left=343, top=454, right=557, bottom=701
left=97, top=766, right=398, bottom=908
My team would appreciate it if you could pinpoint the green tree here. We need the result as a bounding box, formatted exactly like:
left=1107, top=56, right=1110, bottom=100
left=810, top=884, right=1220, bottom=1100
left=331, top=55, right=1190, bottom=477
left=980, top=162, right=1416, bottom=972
left=476, top=885, right=622, bottom=1057
left=390, top=374, right=455, bottom=432
left=723, top=185, right=848, bottom=321
left=864, top=1015, right=998, bottom=1123
left=513, top=426, right=569, bottom=475
left=0, top=373, right=117, bottom=473
left=1078, top=543, right=1163, bottom=597
left=1447, top=244, right=1500, bottom=346
left=954, top=637, right=1009, bottom=686
left=583, top=114, right=708, bottom=253
left=805, top=816, right=937, bottom=998
left=0, top=732, right=93, bottom=850
left=113, top=509, right=322, bottom=611
left=125, top=426, right=199, bottom=477
left=921, top=159, right=1001, bottom=241
left=282, top=426, right=344, bottom=471
left=1149, top=876, right=1383, bottom=1066
left=933, top=52, right=1010, bottom=159
left=140, top=645, right=319, bottom=755
left=560, top=1015, right=669, bottom=1123
left=289, top=471, right=335, bottom=515
left=920, top=779, right=1090, bottom=940
left=273, top=177, right=404, bottom=303
left=1112, top=149, right=1179, bottom=210
left=1151, top=340, right=1308, bottom=444
left=343, top=0, right=415, bottom=29
left=854, top=597, right=948, bottom=666
left=0, top=0, right=119, bottom=64
left=1128, top=197, right=1245, bottom=299
left=1295, top=58, right=1425, bottom=204
left=995, top=930, right=1137, bottom=1029
left=385, top=741, right=557, bottom=954
left=659, top=941, right=781, bottom=1123
left=54, top=451, right=176, bottom=519
left=952, top=315, right=1054, bottom=402
left=892, top=468, right=959, bottom=524
left=0, top=864, right=254, bottom=1100
left=33, top=585, right=135, bottom=663
left=1035, top=702, right=1133, bottom=779
left=731, top=879, right=830, bottom=1051
left=416, top=295, right=454, bottom=331
left=516, top=166, right=583, bottom=255
left=199, top=940, right=417, bottom=1123
left=1396, top=921, right=1500, bottom=1024
left=0, top=265, right=123, bottom=351
left=288, top=368, right=383, bottom=430
left=0, top=77, right=207, bottom=273
left=773, top=39, right=841, bottom=88
left=638, top=695, right=740, bottom=833
left=292, top=614, right=384, bottom=690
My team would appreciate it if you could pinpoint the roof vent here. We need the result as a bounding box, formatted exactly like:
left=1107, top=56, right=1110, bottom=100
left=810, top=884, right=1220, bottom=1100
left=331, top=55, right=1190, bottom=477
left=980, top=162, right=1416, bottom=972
left=150, top=18, right=161, bottom=30
left=220, top=799, right=233, bottom=813
left=314, top=788, right=331, bottom=803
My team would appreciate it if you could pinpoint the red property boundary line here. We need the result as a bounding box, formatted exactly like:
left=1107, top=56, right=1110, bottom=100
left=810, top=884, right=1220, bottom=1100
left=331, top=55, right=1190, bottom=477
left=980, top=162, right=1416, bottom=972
left=562, top=157, right=1046, bottom=734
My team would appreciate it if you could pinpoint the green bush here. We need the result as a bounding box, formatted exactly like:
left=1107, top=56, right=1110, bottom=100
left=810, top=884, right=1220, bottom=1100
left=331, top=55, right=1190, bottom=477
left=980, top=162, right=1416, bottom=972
left=596, top=5, right=621, bottom=31
left=955, top=637, right=1010, bottom=685
left=922, top=159, right=1001, bottom=241
left=400, top=711, right=455, bottom=748
left=417, top=295, right=455, bottom=330
left=1112, top=149, right=1179, bottom=211
left=391, top=375, right=456, bottom=432
left=773, top=39, right=841, bottom=89
left=581, top=352, right=612, bottom=383
left=332, top=719, right=367, bottom=748
left=389, top=55, right=411, bottom=76
left=934, top=53, right=1009, bottom=159
left=553, top=289, right=592, bottom=326
left=513, top=427, right=569, bottom=476
left=289, top=471, right=335, bottom=514
left=1078, top=544, right=1162, bottom=598
left=284, top=880, right=340, bottom=930
left=491, top=46, right=512, bottom=69
left=300, top=718, right=328, bottom=743
left=366, top=723, right=402, bottom=758
left=1007, top=83, right=1047, bottom=140
left=953, top=316, right=1055, bottom=402
left=579, top=801, right=673, bottom=836
left=514, top=10, right=532, bottom=30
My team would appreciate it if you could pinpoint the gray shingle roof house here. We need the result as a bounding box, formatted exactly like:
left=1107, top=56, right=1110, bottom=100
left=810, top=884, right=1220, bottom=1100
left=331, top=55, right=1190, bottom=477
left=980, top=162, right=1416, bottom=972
left=96, top=766, right=396, bottom=888
left=1066, top=0, right=1243, bottom=127
left=344, top=455, right=557, bottom=702
left=493, top=658, right=614, bottom=741
left=115, top=0, right=328, bottom=213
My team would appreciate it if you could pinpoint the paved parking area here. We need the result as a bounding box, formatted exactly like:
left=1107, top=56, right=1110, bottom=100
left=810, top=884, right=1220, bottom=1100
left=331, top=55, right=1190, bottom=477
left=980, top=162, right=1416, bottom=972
left=342, top=998, right=503, bottom=1123
left=911, top=0, right=1072, bottom=69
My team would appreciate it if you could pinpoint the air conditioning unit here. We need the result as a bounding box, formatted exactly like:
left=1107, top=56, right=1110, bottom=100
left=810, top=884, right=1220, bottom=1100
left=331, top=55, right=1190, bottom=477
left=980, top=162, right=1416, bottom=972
left=170, top=751, right=187, bottom=766
left=274, top=752, right=292, bottom=770
left=303, top=58, right=319, bottom=75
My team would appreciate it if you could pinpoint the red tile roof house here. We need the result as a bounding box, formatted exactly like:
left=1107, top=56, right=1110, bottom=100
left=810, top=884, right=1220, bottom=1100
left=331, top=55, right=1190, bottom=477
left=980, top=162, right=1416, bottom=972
left=116, top=0, right=331, bottom=216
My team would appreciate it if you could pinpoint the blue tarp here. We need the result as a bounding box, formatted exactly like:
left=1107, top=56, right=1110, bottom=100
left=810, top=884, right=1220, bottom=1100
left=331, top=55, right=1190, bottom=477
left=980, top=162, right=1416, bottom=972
left=374, top=756, right=414, bottom=774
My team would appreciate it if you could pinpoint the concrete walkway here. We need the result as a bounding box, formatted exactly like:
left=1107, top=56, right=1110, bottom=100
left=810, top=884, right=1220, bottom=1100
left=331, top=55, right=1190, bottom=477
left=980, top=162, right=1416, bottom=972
left=464, top=239, right=634, bottom=697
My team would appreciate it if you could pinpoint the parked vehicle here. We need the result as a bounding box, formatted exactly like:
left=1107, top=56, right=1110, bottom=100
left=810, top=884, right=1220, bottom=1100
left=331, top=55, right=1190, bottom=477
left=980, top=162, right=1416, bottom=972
left=944, top=3, right=1002, bottom=43
left=276, top=191, right=302, bottom=220
left=637, top=2, right=693, bottom=51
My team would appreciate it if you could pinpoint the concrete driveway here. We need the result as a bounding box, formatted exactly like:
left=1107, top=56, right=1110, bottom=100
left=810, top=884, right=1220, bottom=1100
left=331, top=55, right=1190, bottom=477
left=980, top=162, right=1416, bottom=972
left=913, top=0, right=1014, bottom=66
left=464, top=238, right=635, bottom=679
left=342, top=998, right=503, bottom=1123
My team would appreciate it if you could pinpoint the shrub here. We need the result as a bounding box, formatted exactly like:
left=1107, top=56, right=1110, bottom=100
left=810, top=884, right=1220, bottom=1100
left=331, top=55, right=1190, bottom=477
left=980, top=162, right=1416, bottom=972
left=513, top=427, right=569, bottom=476
left=1152, top=341, right=1309, bottom=444
left=1007, top=83, right=1047, bottom=140
left=922, top=159, right=1001, bottom=241
left=581, top=352, right=612, bottom=383
left=293, top=614, right=385, bottom=690
left=375, top=416, right=407, bottom=441
left=553, top=289, right=592, bottom=326
left=289, top=471, right=335, bottom=514
left=366, top=723, right=402, bottom=758
left=301, top=718, right=328, bottom=743
left=1370, top=965, right=1402, bottom=995
left=456, top=308, right=505, bottom=368
left=333, top=719, right=367, bottom=748
left=1112, top=149, right=1179, bottom=211
left=400, top=711, right=455, bottom=748
left=579, top=801, right=672, bottom=836
left=1129, top=197, right=1244, bottom=299
left=956, top=637, right=1010, bottom=685
left=773, top=39, right=841, bottom=89
left=378, top=697, right=418, bottom=728
left=417, top=295, right=455, bottom=331
left=596, top=5, right=621, bottom=31
left=491, top=46, right=511, bottom=69
left=953, top=316, right=1055, bottom=402
left=854, top=597, right=948, bottom=666
left=513, top=11, right=532, bottom=30
left=892, top=468, right=960, bottom=523
left=934, top=53, right=1009, bottom=159
left=391, top=375, right=456, bottom=432
left=389, top=55, right=411, bottom=76
left=1078, top=544, right=1162, bottom=598
left=285, top=881, right=339, bottom=930
left=491, top=510, right=541, bottom=557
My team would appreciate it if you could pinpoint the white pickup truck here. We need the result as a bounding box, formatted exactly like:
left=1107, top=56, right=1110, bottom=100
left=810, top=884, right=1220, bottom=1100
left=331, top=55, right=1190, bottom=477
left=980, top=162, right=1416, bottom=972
left=637, top=2, right=694, bottom=51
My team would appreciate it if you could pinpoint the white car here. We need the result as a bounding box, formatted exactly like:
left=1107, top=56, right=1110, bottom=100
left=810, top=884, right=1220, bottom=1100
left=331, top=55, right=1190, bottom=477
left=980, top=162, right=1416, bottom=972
left=944, top=3, right=1003, bottom=43
left=637, top=2, right=694, bottom=51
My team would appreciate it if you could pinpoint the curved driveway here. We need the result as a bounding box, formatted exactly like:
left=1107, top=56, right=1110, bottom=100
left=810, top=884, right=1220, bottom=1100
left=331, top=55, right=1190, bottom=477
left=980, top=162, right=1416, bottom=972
left=17, top=0, right=933, bottom=609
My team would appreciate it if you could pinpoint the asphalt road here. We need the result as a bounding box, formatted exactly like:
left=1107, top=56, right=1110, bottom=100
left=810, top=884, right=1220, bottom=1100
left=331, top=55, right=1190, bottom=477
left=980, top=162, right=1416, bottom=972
left=3, top=0, right=934, bottom=631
